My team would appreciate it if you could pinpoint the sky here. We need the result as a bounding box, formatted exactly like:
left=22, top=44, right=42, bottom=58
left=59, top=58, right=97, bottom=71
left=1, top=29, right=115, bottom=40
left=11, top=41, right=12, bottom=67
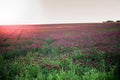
left=0, top=0, right=120, bottom=24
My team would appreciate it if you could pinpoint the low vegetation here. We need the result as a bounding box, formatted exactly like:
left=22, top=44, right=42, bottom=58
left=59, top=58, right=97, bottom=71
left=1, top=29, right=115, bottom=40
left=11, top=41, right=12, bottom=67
left=0, top=39, right=120, bottom=80
left=0, top=24, right=120, bottom=80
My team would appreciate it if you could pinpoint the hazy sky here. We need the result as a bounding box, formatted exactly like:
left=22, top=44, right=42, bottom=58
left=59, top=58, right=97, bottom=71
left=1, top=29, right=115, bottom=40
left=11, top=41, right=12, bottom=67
left=0, top=0, right=120, bottom=24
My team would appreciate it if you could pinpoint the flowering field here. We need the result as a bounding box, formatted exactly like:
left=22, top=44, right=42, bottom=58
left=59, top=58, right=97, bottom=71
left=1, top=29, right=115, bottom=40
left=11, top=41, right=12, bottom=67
left=0, top=23, right=120, bottom=80
left=0, top=23, right=120, bottom=53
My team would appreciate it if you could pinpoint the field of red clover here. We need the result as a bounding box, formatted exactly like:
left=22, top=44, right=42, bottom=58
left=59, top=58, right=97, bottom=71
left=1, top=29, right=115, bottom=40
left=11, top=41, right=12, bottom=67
left=0, top=23, right=120, bottom=80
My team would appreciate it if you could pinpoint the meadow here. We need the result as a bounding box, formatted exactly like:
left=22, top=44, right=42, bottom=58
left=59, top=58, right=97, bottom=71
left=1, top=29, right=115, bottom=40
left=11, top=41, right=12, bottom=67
left=0, top=23, right=120, bottom=80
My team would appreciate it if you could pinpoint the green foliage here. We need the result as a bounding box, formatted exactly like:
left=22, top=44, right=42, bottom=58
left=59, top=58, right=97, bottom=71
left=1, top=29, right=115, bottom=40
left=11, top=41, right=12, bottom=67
left=2, top=49, right=28, bottom=60
left=0, top=55, right=6, bottom=79
left=113, top=63, right=120, bottom=80
left=45, top=39, right=54, bottom=45
left=0, top=55, right=5, bottom=65
left=0, top=43, right=10, bottom=47
left=60, top=58, right=73, bottom=70
left=2, top=50, right=18, bottom=60
left=89, top=51, right=105, bottom=67
left=40, top=39, right=58, bottom=57
left=71, top=49, right=86, bottom=61
left=82, top=69, right=114, bottom=80
left=26, top=40, right=34, bottom=45
left=57, top=46, right=73, bottom=54
left=0, top=44, right=119, bottom=80
left=41, top=43, right=58, bottom=56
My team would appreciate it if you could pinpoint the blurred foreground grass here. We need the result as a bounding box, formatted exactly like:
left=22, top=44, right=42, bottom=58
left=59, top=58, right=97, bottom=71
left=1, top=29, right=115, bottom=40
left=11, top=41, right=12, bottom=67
left=0, top=39, right=120, bottom=80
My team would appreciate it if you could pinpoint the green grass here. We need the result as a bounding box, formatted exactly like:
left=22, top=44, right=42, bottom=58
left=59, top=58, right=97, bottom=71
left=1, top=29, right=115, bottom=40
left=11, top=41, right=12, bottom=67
left=0, top=39, right=119, bottom=80
left=0, top=51, right=116, bottom=80
left=26, top=40, right=34, bottom=45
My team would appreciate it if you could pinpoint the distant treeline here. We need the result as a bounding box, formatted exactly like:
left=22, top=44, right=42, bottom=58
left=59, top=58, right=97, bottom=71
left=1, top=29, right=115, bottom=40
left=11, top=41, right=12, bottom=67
left=103, top=20, right=120, bottom=23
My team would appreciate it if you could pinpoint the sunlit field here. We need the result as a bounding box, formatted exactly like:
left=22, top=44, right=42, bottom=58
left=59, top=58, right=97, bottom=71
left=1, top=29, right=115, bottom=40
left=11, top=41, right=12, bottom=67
left=0, top=23, right=120, bottom=80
